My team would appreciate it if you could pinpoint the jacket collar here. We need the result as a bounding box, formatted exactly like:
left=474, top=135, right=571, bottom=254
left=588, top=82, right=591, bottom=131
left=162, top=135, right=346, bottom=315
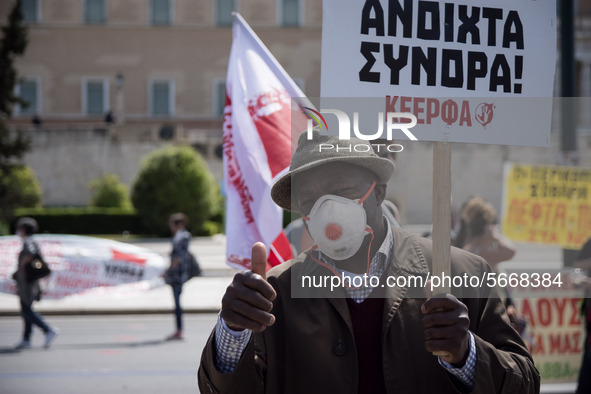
left=382, top=227, right=430, bottom=331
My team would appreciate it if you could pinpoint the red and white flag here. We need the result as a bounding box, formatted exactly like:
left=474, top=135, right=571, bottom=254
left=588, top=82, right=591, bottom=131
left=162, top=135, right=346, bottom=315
left=223, top=13, right=310, bottom=271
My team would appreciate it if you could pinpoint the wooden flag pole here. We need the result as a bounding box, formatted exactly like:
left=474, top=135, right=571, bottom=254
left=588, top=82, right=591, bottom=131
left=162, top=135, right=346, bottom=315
left=432, top=142, right=452, bottom=294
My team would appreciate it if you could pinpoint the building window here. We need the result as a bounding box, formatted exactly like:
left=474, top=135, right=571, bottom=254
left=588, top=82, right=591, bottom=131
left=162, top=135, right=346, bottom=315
left=21, top=0, right=40, bottom=23
left=151, top=0, right=171, bottom=26
left=84, top=79, right=108, bottom=116
left=85, top=0, right=106, bottom=24
left=214, top=80, right=227, bottom=116
left=150, top=80, right=174, bottom=116
left=216, top=0, right=235, bottom=26
left=280, top=0, right=300, bottom=26
left=16, top=79, right=40, bottom=116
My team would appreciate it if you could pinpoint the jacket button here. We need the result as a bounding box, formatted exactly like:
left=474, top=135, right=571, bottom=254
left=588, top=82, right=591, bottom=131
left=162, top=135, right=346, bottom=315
left=333, top=339, right=348, bottom=356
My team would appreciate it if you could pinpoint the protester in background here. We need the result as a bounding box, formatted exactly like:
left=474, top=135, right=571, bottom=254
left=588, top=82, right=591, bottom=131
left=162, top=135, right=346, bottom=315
left=452, top=196, right=532, bottom=349
left=14, top=217, right=58, bottom=349
left=454, top=196, right=516, bottom=272
left=574, top=238, right=591, bottom=394
left=164, top=213, right=192, bottom=340
left=198, top=132, right=539, bottom=393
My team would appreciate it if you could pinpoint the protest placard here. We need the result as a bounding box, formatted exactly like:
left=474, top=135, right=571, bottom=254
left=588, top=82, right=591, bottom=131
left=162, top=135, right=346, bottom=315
left=0, top=235, right=167, bottom=299
left=501, top=163, right=591, bottom=249
left=504, top=267, right=585, bottom=383
left=321, top=0, right=556, bottom=146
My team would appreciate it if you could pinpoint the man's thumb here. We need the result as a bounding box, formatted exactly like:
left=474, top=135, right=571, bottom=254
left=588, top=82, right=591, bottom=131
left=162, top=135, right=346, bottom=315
left=251, top=242, right=268, bottom=281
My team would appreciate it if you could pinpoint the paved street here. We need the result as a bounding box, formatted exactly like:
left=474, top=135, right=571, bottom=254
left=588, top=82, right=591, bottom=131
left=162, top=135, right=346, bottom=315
left=0, top=314, right=217, bottom=394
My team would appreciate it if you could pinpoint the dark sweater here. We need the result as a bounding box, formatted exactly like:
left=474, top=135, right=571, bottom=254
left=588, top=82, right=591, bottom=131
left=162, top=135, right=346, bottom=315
left=346, top=297, right=387, bottom=394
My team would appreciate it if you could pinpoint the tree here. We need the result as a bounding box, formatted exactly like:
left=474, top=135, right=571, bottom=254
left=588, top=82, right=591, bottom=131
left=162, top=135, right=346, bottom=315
left=0, top=164, right=42, bottom=217
left=89, top=173, right=132, bottom=209
left=131, top=146, right=221, bottom=235
left=0, top=0, right=28, bottom=120
left=0, top=0, right=32, bottom=233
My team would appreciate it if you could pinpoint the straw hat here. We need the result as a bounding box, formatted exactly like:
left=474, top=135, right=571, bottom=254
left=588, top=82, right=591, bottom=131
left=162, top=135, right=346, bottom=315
left=270, top=131, right=395, bottom=211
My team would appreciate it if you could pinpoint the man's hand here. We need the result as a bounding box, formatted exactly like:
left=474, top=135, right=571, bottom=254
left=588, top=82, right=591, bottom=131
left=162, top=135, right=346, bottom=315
left=220, top=242, right=277, bottom=332
left=421, top=294, right=470, bottom=365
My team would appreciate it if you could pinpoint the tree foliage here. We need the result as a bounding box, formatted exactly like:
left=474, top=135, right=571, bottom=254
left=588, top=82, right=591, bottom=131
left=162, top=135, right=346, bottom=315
left=131, top=145, right=221, bottom=235
left=0, top=0, right=32, bottom=233
left=0, top=164, right=42, bottom=220
left=1, top=0, right=28, bottom=117
left=89, top=173, right=132, bottom=209
left=0, top=0, right=30, bottom=170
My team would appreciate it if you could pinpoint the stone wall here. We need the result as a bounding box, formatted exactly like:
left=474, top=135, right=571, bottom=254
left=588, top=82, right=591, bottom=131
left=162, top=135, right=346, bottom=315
left=19, top=124, right=223, bottom=208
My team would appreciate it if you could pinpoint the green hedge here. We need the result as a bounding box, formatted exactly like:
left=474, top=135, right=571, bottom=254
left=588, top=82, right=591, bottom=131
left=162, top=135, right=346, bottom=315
left=12, top=207, right=143, bottom=235
left=12, top=207, right=223, bottom=236
left=197, top=220, right=224, bottom=237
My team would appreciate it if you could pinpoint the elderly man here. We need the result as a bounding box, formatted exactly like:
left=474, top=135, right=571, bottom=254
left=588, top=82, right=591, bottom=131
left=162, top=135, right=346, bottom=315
left=198, top=133, right=539, bottom=393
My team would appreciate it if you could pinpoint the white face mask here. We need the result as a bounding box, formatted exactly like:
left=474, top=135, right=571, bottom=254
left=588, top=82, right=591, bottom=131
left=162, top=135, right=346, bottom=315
left=304, top=181, right=376, bottom=260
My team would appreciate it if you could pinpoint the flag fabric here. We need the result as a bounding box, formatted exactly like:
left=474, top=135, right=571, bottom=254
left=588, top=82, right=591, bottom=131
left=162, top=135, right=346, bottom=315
left=223, top=13, right=309, bottom=271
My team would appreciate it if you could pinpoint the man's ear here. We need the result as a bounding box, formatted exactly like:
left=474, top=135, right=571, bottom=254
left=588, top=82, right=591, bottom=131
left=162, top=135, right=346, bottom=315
left=374, top=183, right=387, bottom=205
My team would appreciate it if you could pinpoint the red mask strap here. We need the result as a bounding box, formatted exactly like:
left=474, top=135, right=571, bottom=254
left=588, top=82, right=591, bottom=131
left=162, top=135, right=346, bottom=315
left=358, top=181, right=377, bottom=205
left=308, top=229, right=375, bottom=290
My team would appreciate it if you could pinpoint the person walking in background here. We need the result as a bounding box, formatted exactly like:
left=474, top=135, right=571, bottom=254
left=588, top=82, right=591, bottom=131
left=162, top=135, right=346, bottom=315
left=14, top=217, right=58, bottom=350
left=164, top=213, right=192, bottom=340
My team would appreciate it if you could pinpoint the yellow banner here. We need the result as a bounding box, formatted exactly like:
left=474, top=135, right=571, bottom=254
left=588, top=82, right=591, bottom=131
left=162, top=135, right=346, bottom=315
left=501, top=163, right=591, bottom=249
